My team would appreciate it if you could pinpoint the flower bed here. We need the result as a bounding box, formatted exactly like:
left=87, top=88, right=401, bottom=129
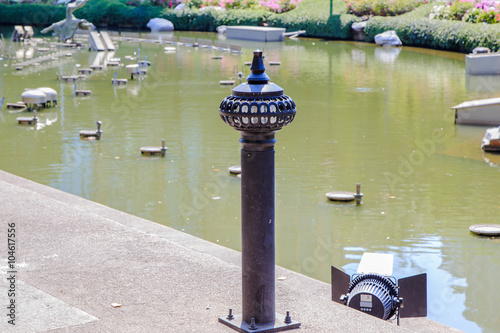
left=345, top=0, right=430, bottom=17
left=1, top=0, right=500, bottom=53
left=168, top=0, right=303, bottom=13
left=265, top=0, right=358, bottom=39
left=364, top=3, right=500, bottom=52
left=429, top=0, right=500, bottom=23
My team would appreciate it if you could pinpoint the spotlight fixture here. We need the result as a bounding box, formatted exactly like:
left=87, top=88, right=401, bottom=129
left=331, top=253, right=427, bottom=325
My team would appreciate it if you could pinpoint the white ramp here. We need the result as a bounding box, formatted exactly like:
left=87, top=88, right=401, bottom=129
left=89, top=31, right=105, bottom=51
left=100, top=31, right=116, bottom=51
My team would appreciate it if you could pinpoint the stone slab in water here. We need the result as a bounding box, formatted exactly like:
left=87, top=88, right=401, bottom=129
left=17, top=117, right=36, bottom=124
left=61, top=75, right=79, bottom=82
left=79, top=130, right=98, bottom=137
left=78, top=68, right=92, bottom=74
left=141, top=147, right=166, bottom=155
left=7, top=103, right=26, bottom=109
left=126, top=64, right=140, bottom=74
left=112, top=79, right=128, bottom=85
left=226, top=26, right=285, bottom=42
left=228, top=165, right=241, bottom=174
left=75, top=90, right=91, bottom=96
left=326, top=191, right=355, bottom=202
left=469, top=224, right=500, bottom=236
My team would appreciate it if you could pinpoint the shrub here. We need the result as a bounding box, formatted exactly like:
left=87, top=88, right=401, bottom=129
left=77, top=0, right=121, bottom=26
left=170, top=0, right=301, bottom=12
left=364, top=3, right=500, bottom=52
left=213, top=8, right=270, bottom=25
left=77, top=0, right=162, bottom=27
left=266, top=0, right=358, bottom=39
left=160, top=8, right=270, bottom=31
left=161, top=0, right=357, bottom=39
left=1, top=0, right=499, bottom=53
left=259, top=0, right=301, bottom=13
left=346, top=0, right=429, bottom=17
left=0, top=3, right=64, bottom=25
left=449, top=1, right=475, bottom=20
left=429, top=0, right=500, bottom=23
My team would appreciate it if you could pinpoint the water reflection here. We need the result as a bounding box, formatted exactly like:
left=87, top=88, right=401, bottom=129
left=374, top=46, right=401, bottom=64
left=482, top=151, right=500, bottom=167
left=15, top=48, right=24, bottom=61
left=350, top=48, right=366, bottom=65
left=25, top=47, right=34, bottom=59
left=466, top=74, right=500, bottom=93
left=89, top=51, right=106, bottom=67
left=35, top=110, right=58, bottom=130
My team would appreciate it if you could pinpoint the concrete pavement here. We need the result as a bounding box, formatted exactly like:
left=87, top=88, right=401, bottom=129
left=0, top=170, right=461, bottom=332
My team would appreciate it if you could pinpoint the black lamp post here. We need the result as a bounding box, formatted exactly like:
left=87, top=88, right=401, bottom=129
left=218, top=50, right=300, bottom=332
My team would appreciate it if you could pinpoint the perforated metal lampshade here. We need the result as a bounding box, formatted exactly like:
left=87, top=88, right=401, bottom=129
left=219, top=50, right=296, bottom=132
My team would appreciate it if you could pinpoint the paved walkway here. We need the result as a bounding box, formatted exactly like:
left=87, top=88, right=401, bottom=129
left=0, top=170, right=461, bottom=332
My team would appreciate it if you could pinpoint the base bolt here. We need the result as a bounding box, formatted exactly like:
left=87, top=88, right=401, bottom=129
left=284, top=310, right=292, bottom=324
left=249, top=317, right=257, bottom=330
left=227, top=308, right=234, bottom=320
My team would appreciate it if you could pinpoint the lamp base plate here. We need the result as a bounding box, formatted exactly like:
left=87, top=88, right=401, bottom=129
left=218, top=313, right=300, bottom=333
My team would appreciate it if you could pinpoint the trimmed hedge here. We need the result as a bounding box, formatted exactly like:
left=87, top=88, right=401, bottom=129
left=160, top=8, right=272, bottom=32
left=0, top=4, right=65, bottom=26
left=364, top=4, right=500, bottom=53
left=266, top=0, right=359, bottom=39
left=158, top=0, right=358, bottom=40
left=77, top=0, right=162, bottom=28
left=0, top=1, right=161, bottom=29
left=1, top=0, right=499, bottom=53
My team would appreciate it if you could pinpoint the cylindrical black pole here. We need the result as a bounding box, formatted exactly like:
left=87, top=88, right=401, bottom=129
left=218, top=50, right=299, bottom=332
left=240, top=132, right=276, bottom=324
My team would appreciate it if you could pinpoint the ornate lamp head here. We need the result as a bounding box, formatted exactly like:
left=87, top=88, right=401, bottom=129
left=219, top=50, right=296, bottom=133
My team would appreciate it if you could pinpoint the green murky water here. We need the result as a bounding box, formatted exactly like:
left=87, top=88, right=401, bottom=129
left=1, top=26, right=500, bottom=332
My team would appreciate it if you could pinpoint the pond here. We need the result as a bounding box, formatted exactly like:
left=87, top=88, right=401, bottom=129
left=1, top=26, right=500, bottom=332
